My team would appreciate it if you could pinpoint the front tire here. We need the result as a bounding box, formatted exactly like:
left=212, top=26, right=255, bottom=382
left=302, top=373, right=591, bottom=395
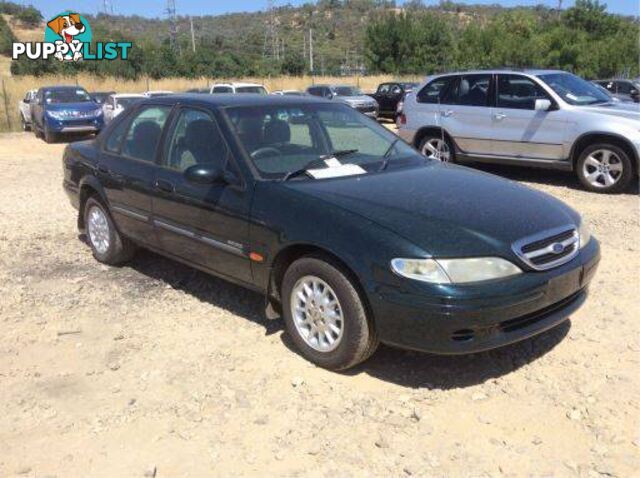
left=84, top=197, right=136, bottom=265
left=21, top=114, right=30, bottom=131
left=576, top=143, right=633, bottom=193
left=418, top=133, right=455, bottom=163
left=44, top=124, right=56, bottom=144
left=282, top=256, right=378, bottom=370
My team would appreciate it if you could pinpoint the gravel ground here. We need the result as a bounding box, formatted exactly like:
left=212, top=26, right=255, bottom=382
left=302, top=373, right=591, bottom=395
left=0, top=132, right=638, bottom=478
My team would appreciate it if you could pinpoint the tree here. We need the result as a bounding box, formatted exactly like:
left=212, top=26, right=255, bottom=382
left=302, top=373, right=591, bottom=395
left=281, top=51, right=306, bottom=75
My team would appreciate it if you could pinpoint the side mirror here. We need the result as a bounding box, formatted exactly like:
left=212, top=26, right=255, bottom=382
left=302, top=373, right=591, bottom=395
left=326, top=92, right=334, bottom=100
left=535, top=99, right=552, bottom=111
left=184, top=164, right=226, bottom=185
left=630, top=89, right=638, bottom=97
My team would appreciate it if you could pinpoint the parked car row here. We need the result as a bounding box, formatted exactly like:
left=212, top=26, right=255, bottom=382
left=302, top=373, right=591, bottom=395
left=62, top=92, right=600, bottom=370
left=397, top=69, right=640, bottom=194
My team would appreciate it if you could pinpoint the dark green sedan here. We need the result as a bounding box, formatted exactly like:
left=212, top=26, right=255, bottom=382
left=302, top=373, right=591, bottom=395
left=62, top=94, right=600, bottom=370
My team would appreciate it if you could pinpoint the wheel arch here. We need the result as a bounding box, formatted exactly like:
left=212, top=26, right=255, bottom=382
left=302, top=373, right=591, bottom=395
left=267, top=243, right=372, bottom=319
left=413, top=126, right=457, bottom=152
left=570, top=132, right=639, bottom=174
left=77, top=177, right=109, bottom=230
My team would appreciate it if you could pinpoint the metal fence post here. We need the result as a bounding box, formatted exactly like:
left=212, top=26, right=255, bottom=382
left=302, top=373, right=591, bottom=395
left=2, top=78, right=12, bottom=131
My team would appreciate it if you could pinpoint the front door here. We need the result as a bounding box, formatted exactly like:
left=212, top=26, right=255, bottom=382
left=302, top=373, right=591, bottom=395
left=492, top=74, right=566, bottom=161
left=97, top=104, right=172, bottom=246
left=440, top=74, right=494, bottom=156
left=151, top=106, right=253, bottom=284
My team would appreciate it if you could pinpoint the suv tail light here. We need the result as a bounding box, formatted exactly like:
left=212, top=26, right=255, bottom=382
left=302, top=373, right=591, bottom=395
left=398, top=113, right=407, bottom=125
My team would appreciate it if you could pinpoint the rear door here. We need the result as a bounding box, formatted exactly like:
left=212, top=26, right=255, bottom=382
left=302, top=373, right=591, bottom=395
left=97, top=104, right=172, bottom=246
left=492, top=74, right=566, bottom=160
left=439, top=73, right=494, bottom=156
left=151, top=106, right=253, bottom=284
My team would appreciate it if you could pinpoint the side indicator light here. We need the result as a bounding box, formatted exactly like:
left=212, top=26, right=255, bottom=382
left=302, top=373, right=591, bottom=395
left=249, top=252, right=265, bottom=263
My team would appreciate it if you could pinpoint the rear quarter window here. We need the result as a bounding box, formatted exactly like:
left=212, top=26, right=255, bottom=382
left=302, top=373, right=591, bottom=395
left=417, top=77, right=456, bottom=104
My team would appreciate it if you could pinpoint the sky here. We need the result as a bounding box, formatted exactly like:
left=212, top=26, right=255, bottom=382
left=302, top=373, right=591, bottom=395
left=33, top=0, right=639, bottom=21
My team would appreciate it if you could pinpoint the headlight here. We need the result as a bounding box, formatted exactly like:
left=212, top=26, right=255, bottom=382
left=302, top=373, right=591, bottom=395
left=391, top=257, right=522, bottom=284
left=578, top=220, right=591, bottom=249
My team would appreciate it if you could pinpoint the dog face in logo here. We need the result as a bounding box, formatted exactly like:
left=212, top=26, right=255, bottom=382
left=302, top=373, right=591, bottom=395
left=47, top=13, right=85, bottom=61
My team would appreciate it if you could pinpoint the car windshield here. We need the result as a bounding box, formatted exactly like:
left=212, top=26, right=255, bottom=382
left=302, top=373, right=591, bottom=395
left=45, top=89, right=93, bottom=104
left=236, top=86, right=268, bottom=95
left=92, top=93, right=112, bottom=104
left=334, top=86, right=363, bottom=96
left=537, top=72, right=611, bottom=105
left=226, top=103, right=420, bottom=179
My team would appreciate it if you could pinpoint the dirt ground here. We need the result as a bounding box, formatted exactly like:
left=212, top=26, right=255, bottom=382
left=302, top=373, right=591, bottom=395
left=0, top=131, right=638, bottom=478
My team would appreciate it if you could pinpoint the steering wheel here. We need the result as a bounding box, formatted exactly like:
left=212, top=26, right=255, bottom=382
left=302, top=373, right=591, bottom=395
left=251, top=146, right=281, bottom=161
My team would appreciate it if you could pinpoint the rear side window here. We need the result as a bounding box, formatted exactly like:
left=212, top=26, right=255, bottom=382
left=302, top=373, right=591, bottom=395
left=212, top=86, right=233, bottom=93
left=616, top=81, right=632, bottom=94
left=377, top=84, right=391, bottom=94
left=417, top=77, right=455, bottom=104
left=121, top=106, right=171, bottom=162
left=496, top=75, right=550, bottom=110
left=104, top=116, right=130, bottom=153
left=444, top=74, right=491, bottom=107
left=307, top=87, right=322, bottom=97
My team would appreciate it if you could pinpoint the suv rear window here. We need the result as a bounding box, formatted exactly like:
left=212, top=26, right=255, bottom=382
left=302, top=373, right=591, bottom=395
left=443, top=74, right=491, bottom=107
left=417, top=77, right=455, bottom=104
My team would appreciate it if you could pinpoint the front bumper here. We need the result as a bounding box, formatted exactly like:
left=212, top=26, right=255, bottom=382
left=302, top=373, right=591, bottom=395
left=46, top=115, right=103, bottom=133
left=369, top=239, right=600, bottom=354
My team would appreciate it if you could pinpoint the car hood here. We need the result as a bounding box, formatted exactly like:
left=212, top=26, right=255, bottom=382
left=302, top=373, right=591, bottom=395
left=46, top=102, right=99, bottom=112
left=285, top=163, right=579, bottom=257
left=578, top=102, right=640, bottom=120
left=336, top=95, right=376, bottom=104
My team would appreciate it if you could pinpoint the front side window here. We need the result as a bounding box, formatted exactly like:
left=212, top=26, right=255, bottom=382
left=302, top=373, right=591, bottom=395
left=212, top=86, right=233, bottom=93
left=496, top=75, right=550, bottom=110
left=121, top=106, right=171, bottom=162
left=164, top=108, right=229, bottom=173
left=417, top=76, right=455, bottom=104
left=226, top=104, right=420, bottom=179
left=537, top=72, right=610, bottom=106
left=444, top=74, right=491, bottom=107
left=615, top=81, right=632, bottom=94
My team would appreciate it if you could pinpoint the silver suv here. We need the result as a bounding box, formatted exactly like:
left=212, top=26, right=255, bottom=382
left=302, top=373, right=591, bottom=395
left=398, top=69, right=640, bottom=193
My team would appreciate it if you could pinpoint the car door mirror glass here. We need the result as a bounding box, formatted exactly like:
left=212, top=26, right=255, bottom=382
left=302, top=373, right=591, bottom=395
left=184, top=164, right=225, bottom=184
left=535, top=99, right=552, bottom=111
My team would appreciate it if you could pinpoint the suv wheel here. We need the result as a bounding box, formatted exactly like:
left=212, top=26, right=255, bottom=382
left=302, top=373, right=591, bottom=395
left=84, top=197, right=136, bottom=265
left=44, top=124, right=56, bottom=144
left=576, top=143, right=633, bottom=193
left=21, top=114, right=30, bottom=132
left=281, top=256, right=378, bottom=370
left=419, top=134, right=454, bottom=162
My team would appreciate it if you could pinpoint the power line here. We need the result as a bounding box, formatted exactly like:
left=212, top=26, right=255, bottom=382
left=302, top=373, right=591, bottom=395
left=165, top=0, right=178, bottom=50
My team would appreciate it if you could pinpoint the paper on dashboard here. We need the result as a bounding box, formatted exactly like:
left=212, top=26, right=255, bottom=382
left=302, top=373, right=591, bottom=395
left=307, top=163, right=366, bottom=179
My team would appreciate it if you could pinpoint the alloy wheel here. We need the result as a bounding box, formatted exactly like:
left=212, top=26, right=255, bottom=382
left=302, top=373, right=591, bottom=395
left=291, top=275, right=344, bottom=352
left=86, top=205, right=111, bottom=254
left=421, top=138, right=451, bottom=162
left=582, top=149, right=624, bottom=188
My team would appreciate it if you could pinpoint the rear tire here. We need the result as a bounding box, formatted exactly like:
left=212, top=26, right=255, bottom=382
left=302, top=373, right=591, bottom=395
left=418, top=133, right=455, bottom=163
left=282, top=255, right=378, bottom=370
left=576, top=143, right=633, bottom=193
left=84, top=197, right=136, bottom=265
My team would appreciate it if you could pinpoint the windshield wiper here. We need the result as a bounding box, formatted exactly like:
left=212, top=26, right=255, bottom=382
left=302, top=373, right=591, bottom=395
left=378, top=139, right=400, bottom=172
left=281, top=158, right=329, bottom=182
left=320, top=149, right=358, bottom=159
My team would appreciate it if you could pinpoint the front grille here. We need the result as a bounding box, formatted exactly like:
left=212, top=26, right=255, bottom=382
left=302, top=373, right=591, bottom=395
left=513, top=225, right=579, bottom=271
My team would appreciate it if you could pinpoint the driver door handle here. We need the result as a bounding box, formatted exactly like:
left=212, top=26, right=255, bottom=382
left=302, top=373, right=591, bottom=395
left=494, top=113, right=507, bottom=121
left=155, top=179, right=174, bottom=193
left=441, top=110, right=454, bottom=117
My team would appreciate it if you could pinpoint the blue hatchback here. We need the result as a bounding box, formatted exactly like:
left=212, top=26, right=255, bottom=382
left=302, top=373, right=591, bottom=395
left=31, top=86, right=104, bottom=143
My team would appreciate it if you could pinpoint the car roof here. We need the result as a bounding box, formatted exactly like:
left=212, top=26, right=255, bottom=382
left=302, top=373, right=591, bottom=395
left=431, top=69, right=567, bottom=77
left=141, top=93, right=331, bottom=108
left=213, top=82, right=265, bottom=88
left=40, top=85, right=88, bottom=92
left=113, top=93, right=145, bottom=98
